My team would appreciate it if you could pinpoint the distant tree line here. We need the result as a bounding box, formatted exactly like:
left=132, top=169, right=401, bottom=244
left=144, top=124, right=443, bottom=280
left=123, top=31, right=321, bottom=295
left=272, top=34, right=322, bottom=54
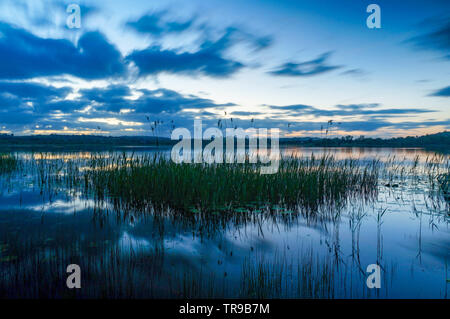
left=281, top=131, right=450, bottom=149
left=0, top=131, right=448, bottom=151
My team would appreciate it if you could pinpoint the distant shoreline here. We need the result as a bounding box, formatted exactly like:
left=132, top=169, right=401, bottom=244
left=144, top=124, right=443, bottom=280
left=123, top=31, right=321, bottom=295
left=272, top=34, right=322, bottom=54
left=0, top=131, right=448, bottom=152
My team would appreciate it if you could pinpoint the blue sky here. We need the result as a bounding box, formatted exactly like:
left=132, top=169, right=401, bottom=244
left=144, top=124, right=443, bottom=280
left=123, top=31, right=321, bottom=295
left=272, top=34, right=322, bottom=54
left=0, top=0, right=448, bottom=137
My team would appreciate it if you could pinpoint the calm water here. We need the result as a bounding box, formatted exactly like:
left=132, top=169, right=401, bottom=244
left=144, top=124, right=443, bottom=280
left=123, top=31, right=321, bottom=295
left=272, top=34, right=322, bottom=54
left=0, top=147, right=448, bottom=298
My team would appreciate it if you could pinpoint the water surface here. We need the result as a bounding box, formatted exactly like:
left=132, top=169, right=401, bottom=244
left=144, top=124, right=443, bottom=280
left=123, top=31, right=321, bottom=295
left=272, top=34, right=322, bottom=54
left=0, top=147, right=448, bottom=298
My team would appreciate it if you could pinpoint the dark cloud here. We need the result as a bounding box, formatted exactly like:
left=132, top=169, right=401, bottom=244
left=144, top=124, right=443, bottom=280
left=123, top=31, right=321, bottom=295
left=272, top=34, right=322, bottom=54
left=127, top=28, right=246, bottom=78
left=0, top=79, right=444, bottom=136
left=0, top=81, right=71, bottom=102
left=134, top=88, right=234, bottom=113
left=269, top=104, right=314, bottom=111
left=407, top=17, right=450, bottom=59
left=0, top=12, right=271, bottom=81
left=127, top=11, right=272, bottom=48
left=1, top=81, right=448, bottom=135
left=79, top=85, right=132, bottom=112
left=0, top=81, right=237, bottom=134
left=0, top=81, right=71, bottom=111
left=125, top=11, right=273, bottom=78
left=337, top=119, right=450, bottom=132
left=126, top=11, right=194, bottom=36
left=429, top=86, right=450, bottom=97
left=127, top=46, right=243, bottom=78
left=222, top=117, right=449, bottom=133
left=230, top=111, right=264, bottom=116
left=43, top=99, right=90, bottom=113
left=127, top=25, right=272, bottom=78
left=339, top=68, right=367, bottom=77
left=267, top=103, right=435, bottom=118
left=252, top=118, right=450, bottom=133
left=79, top=85, right=235, bottom=114
left=335, top=103, right=380, bottom=110
left=0, top=81, right=74, bottom=128
left=269, top=52, right=341, bottom=77
left=0, top=22, right=126, bottom=80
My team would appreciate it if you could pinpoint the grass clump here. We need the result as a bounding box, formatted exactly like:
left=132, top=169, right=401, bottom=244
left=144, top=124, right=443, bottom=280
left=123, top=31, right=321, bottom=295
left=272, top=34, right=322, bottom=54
left=84, top=153, right=379, bottom=213
left=0, top=153, right=18, bottom=174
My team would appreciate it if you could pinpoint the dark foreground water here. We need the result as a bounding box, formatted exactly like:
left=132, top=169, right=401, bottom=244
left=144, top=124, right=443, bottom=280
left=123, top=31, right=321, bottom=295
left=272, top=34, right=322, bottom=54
left=0, top=147, right=448, bottom=298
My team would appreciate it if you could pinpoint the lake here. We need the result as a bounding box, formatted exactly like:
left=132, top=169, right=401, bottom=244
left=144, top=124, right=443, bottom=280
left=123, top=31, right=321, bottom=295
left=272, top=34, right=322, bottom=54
left=0, top=147, right=448, bottom=298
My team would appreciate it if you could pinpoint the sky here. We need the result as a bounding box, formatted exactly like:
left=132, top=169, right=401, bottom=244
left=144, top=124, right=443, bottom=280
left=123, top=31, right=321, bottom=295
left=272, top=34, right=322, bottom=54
left=0, top=0, right=448, bottom=137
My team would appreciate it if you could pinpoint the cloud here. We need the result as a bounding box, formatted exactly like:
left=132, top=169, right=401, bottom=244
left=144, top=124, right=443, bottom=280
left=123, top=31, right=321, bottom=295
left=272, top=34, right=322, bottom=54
left=127, top=25, right=271, bottom=78
left=230, top=111, right=264, bottom=116
left=127, top=28, right=247, bottom=78
left=407, top=17, right=450, bottom=59
left=0, top=81, right=239, bottom=134
left=0, top=81, right=70, bottom=101
left=134, top=88, right=235, bottom=113
left=252, top=117, right=450, bottom=133
left=0, top=22, right=126, bottom=80
left=79, top=84, right=132, bottom=112
left=339, top=68, right=367, bottom=77
left=335, top=103, right=380, bottom=110
left=77, top=117, right=144, bottom=127
left=269, top=104, right=314, bottom=111
left=0, top=81, right=71, bottom=114
left=14, top=1, right=100, bottom=29
left=335, top=119, right=450, bottom=132
left=266, top=103, right=435, bottom=118
left=0, top=12, right=272, bottom=82
left=0, top=81, right=71, bottom=126
left=126, top=11, right=194, bottom=36
left=269, top=52, right=341, bottom=77
left=429, top=86, right=450, bottom=97
left=1, top=80, right=447, bottom=136
left=127, top=45, right=243, bottom=78
left=78, top=85, right=235, bottom=114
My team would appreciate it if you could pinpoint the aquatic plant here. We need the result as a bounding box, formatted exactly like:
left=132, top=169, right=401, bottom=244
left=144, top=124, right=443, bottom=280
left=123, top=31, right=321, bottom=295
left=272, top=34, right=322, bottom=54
left=0, top=150, right=448, bottom=299
left=0, top=153, right=18, bottom=174
left=438, top=172, right=449, bottom=200
left=0, top=214, right=373, bottom=299
left=83, top=153, right=380, bottom=214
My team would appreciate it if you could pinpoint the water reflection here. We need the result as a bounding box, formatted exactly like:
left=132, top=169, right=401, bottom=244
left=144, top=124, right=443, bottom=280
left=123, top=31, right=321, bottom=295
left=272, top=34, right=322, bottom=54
left=0, top=148, right=448, bottom=298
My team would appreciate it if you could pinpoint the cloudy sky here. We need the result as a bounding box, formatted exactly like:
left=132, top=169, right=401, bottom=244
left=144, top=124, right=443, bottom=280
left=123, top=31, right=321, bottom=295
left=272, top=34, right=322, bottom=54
left=0, top=0, right=448, bottom=137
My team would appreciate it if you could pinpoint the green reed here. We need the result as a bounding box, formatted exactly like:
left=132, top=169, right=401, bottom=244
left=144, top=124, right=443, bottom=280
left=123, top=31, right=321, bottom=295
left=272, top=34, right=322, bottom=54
left=6, top=151, right=449, bottom=215
left=438, top=172, right=449, bottom=199
left=83, top=153, right=380, bottom=213
left=0, top=153, right=18, bottom=174
left=240, top=251, right=377, bottom=298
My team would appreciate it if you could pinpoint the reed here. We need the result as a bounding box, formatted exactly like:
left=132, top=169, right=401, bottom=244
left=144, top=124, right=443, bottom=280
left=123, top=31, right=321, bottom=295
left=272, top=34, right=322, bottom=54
left=438, top=172, right=449, bottom=199
left=0, top=153, right=18, bottom=174
left=83, top=153, right=380, bottom=214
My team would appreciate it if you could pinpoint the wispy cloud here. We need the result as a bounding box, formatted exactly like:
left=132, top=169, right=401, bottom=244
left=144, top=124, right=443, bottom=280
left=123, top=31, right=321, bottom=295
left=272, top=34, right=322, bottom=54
left=339, top=68, right=367, bottom=77
left=429, top=85, right=450, bottom=97
left=126, top=10, right=194, bottom=36
left=268, top=52, right=341, bottom=77
left=266, top=103, right=435, bottom=118
left=127, top=26, right=270, bottom=78
left=79, top=85, right=235, bottom=114
left=406, top=17, right=450, bottom=59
